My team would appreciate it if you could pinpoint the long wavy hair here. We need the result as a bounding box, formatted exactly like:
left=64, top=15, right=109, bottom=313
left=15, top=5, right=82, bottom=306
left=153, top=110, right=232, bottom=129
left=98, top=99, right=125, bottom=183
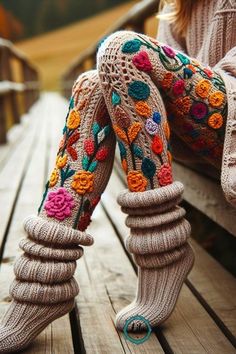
left=158, top=0, right=197, bottom=36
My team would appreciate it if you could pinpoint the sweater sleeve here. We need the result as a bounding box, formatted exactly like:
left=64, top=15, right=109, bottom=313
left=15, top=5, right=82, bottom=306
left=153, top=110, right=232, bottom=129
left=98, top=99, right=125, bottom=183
left=214, top=46, right=236, bottom=79
left=157, top=4, right=187, bottom=53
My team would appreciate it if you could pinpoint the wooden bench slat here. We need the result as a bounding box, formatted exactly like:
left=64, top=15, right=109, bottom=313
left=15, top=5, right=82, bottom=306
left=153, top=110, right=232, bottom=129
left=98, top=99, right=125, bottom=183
left=103, top=169, right=236, bottom=353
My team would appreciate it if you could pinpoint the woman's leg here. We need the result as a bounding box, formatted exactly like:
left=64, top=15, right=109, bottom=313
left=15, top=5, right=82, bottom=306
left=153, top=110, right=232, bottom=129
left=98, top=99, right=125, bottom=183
left=97, top=30, right=227, bottom=331
left=0, top=70, right=116, bottom=353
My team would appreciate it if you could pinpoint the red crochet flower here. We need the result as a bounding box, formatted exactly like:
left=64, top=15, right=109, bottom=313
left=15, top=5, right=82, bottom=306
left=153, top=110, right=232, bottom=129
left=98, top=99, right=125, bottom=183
left=84, top=139, right=95, bottom=156
left=152, top=135, right=163, bottom=154
left=96, top=147, right=109, bottom=161
left=172, top=80, right=185, bottom=96
left=132, top=51, right=152, bottom=72
left=78, top=213, right=91, bottom=231
left=157, top=163, right=173, bottom=186
left=204, top=68, right=214, bottom=78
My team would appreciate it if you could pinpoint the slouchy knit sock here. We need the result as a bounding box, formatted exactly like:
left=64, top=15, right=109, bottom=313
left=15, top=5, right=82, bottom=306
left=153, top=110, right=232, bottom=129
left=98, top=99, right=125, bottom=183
left=0, top=70, right=116, bottom=353
left=97, top=31, right=198, bottom=331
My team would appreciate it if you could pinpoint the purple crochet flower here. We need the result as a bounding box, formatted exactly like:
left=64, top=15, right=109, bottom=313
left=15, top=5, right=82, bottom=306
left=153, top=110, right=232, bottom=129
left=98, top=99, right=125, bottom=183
left=145, top=118, right=159, bottom=135
left=44, top=187, right=75, bottom=221
left=162, top=45, right=176, bottom=58
left=190, top=102, right=208, bottom=120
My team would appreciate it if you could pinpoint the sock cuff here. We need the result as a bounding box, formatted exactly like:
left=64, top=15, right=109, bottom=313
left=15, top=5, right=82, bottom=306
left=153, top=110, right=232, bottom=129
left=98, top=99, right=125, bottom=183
left=117, top=181, right=184, bottom=209
left=24, top=215, right=94, bottom=247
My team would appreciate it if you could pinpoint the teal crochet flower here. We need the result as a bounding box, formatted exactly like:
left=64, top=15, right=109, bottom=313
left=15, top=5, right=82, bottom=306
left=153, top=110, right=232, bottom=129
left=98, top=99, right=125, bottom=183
left=128, top=81, right=150, bottom=100
left=122, top=39, right=141, bottom=53
left=112, top=91, right=121, bottom=105
left=176, top=53, right=190, bottom=65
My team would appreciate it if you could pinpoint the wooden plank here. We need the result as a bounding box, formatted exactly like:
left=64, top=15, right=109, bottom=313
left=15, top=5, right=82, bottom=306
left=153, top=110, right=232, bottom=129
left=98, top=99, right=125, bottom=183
left=103, top=168, right=236, bottom=353
left=172, top=161, right=236, bottom=237
left=75, top=205, right=164, bottom=353
left=0, top=94, right=74, bottom=353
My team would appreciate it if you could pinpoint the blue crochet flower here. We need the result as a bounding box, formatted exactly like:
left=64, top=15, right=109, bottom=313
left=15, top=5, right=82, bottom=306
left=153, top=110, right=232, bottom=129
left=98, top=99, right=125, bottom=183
left=128, top=81, right=150, bottom=100
left=153, top=112, right=161, bottom=124
left=122, top=39, right=142, bottom=53
left=112, top=91, right=121, bottom=105
left=183, top=67, right=193, bottom=78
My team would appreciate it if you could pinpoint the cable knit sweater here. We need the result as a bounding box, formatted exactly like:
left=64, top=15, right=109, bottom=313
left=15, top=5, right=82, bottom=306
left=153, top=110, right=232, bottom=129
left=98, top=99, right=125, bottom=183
left=158, top=0, right=236, bottom=207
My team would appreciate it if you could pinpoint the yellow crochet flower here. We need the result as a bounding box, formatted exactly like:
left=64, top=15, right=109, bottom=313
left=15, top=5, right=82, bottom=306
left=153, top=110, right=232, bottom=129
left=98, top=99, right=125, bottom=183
left=127, top=171, right=147, bottom=192
left=49, top=168, right=59, bottom=187
left=56, top=154, right=68, bottom=168
left=195, top=79, right=211, bottom=98
left=67, top=109, right=81, bottom=130
left=71, top=170, right=94, bottom=195
left=208, top=91, right=225, bottom=108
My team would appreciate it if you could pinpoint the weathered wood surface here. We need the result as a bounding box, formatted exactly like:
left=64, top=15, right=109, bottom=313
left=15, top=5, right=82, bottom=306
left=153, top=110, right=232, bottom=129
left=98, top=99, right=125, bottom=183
left=0, top=93, right=235, bottom=353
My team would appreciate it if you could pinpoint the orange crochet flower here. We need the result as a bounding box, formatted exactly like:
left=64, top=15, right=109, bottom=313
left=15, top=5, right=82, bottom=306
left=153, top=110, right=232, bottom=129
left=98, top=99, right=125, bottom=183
left=127, top=171, right=147, bottom=192
left=208, top=91, right=225, bottom=107
left=56, top=154, right=68, bottom=168
left=122, top=159, right=128, bottom=173
left=161, top=72, right=173, bottom=90
left=135, top=101, right=151, bottom=117
left=49, top=168, right=59, bottom=187
left=174, top=96, right=191, bottom=115
left=208, top=113, right=223, bottom=129
left=195, top=79, right=211, bottom=98
left=67, top=109, right=81, bottom=129
left=71, top=170, right=94, bottom=195
left=187, top=64, right=196, bottom=73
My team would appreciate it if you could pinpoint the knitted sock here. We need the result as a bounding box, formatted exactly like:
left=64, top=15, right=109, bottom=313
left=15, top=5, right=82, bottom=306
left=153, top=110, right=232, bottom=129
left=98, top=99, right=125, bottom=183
left=0, top=70, right=116, bottom=353
left=97, top=31, right=196, bottom=331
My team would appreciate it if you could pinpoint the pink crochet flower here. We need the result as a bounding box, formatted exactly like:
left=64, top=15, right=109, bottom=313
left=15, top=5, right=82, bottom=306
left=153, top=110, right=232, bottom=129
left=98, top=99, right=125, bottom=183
left=172, top=80, right=185, bottom=96
left=44, top=187, right=75, bottom=220
left=162, top=46, right=176, bottom=58
left=190, top=102, right=208, bottom=120
left=157, top=163, right=173, bottom=186
left=132, top=51, right=152, bottom=72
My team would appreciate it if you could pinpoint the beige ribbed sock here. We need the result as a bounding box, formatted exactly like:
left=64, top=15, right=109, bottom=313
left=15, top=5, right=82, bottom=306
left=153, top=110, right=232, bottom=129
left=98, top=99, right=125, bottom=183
left=0, top=70, right=116, bottom=353
left=115, top=182, right=194, bottom=331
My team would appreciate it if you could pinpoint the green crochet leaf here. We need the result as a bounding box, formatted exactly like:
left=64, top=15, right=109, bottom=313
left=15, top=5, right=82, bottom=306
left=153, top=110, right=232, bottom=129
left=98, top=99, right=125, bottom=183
left=122, top=39, right=141, bottom=53
left=92, top=122, right=101, bottom=136
left=88, top=161, right=98, bottom=172
left=112, top=91, right=121, bottom=105
left=118, top=140, right=127, bottom=159
left=82, top=155, right=89, bottom=170
left=141, top=157, right=156, bottom=178
left=132, top=144, right=143, bottom=159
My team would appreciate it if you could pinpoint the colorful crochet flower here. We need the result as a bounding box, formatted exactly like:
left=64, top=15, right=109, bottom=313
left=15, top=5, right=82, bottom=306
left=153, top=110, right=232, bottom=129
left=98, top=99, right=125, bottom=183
left=172, top=80, right=185, bottom=96
left=195, top=79, right=211, bottom=98
left=153, top=112, right=161, bottom=124
left=128, top=81, right=150, bottom=100
left=152, top=135, right=163, bottom=154
left=44, top=187, right=75, bottom=220
left=162, top=46, right=175, bottom=58
left=157, top=163, right=173, bottom=186
left=174, top=96, right=191, bottom=115
left=56, top=154, right=68, bottom=169
left=135, top=101, right=151, bottom=117
left=122, top=39, right=142, bottom=53
left=66, top=109, right=81, bottom=130
left=145, top=118, right=159, bottom=135
left=208, top=113, right=223, bottom=129
left=127, top=171, right=147, bottom=192
left=161, top=72, right=173, bottom=90
left=95, top=147, right=109, bottom=161
left=49, top=168, right=59, bottom=187
left=132, top=51, right=152, bottom=72
left=71, top=170, right=94, bottom=195
left=84, top=139, right=95, bottom=156
left=204, top=68, right=214, bottom=78
left=190, top=102, right=208, bottom=120
left=208, top=91, right=225, bottom=107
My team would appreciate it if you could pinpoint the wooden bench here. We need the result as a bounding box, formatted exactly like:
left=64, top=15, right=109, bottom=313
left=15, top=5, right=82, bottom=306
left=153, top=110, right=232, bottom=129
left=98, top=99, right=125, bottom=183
left=0, top=93, right=235, bottom=353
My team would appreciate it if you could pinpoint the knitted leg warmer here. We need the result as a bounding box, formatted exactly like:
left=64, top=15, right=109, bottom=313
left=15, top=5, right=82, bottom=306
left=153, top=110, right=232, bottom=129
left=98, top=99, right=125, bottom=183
left=97, top=31, right=196, bottom=331
left=0, top=70, right=116, bottom=353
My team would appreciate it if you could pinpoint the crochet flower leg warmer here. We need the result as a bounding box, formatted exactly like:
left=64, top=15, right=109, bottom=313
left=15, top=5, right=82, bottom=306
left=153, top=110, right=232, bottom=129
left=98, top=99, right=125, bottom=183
left=0, top=70, right=116, bottom=353
left=97, top=31, right=199, bottom=331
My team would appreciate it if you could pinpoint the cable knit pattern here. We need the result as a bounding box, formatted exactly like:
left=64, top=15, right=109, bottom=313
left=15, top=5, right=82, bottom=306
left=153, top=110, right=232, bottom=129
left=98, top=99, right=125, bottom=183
left=115, top=182, right=194, bottom=331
